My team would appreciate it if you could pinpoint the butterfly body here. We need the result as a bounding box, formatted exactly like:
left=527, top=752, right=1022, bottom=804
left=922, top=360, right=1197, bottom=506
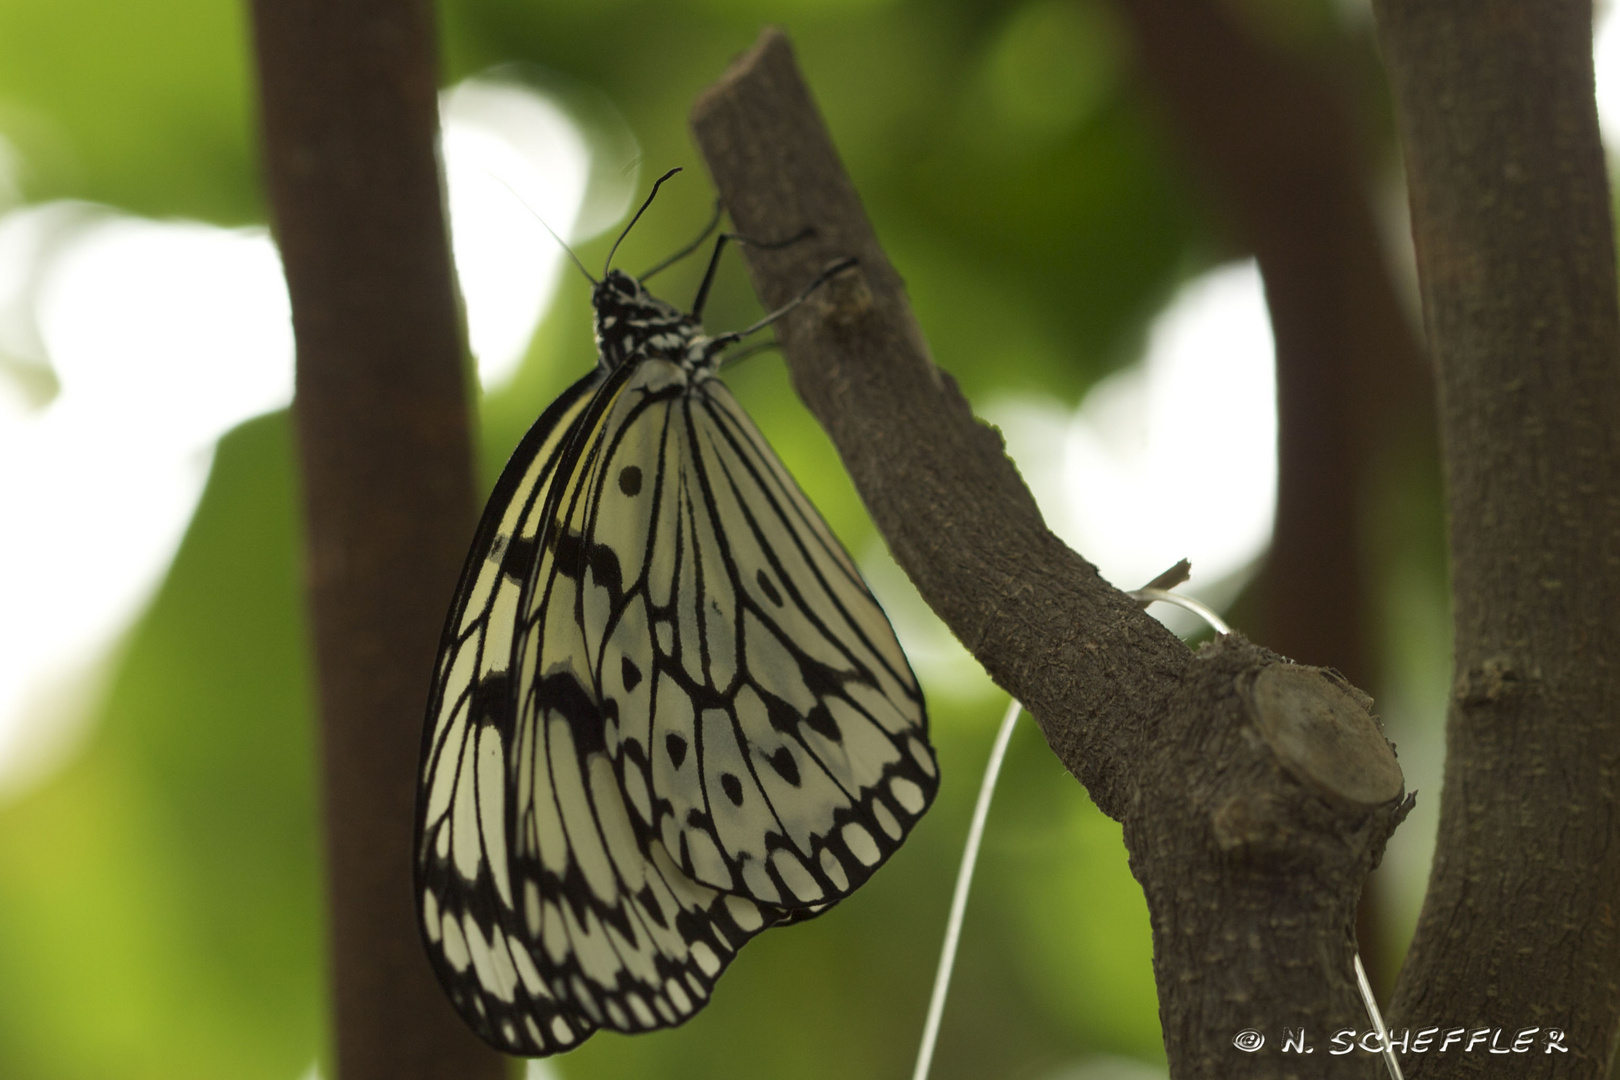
left=416, top=241, right=937, bottom=1056
left=591, top=268, right=712, bottom=371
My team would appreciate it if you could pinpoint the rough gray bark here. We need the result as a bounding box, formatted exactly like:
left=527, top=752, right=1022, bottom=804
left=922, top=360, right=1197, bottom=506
left=1372, top=2, right=1620, bottom=1076
left=247, top=1, right=507, bottom=1077
left=693, top=30, right=1408, bottom=1077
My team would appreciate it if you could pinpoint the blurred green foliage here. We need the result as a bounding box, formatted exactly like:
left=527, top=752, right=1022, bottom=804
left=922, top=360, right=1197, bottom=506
left=0, top=0, right=1438, bottom=1079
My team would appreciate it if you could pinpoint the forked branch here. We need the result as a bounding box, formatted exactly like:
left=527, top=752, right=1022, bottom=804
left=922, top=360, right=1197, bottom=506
left=692, top=29, right=1409, bottom=1077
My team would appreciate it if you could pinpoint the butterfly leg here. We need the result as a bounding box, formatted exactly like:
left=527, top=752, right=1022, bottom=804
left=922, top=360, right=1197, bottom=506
left=690, top=226, right=819, bottom=318
left=704, top=256, right=859, bottom=360
left=639, top=198, right=726, bottom=283
left=712, top=339, right=782, bottom=369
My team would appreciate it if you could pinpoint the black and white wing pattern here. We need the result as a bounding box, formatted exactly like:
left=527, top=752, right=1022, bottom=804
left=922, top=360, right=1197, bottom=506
left=415, top=264, right=938, bottom=1057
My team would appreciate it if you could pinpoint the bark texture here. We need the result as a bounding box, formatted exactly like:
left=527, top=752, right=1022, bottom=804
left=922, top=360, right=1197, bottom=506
left=692, top=30, right=1408, bottom=1077
left=1372, top=2, right=1620, bottom=1076
left=247, top=1, right=506, bottom=1077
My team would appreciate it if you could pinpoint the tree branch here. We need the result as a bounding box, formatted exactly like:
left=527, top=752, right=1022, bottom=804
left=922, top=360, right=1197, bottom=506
left=1372, top=2, right=1620, bottom=1075
left=692, top=30, right=1186, bottom=810
left=247, top=1, right=505, bottom=1076
left=692, top=29, right=1409, bottom=1076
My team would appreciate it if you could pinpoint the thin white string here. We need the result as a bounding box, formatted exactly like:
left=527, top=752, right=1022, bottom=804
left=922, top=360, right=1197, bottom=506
left=1354, top=953, right=1405, bottom=1080
left=1127, top=586, right=1232, bottom=635
left=911, top=586, right=1402, bottom=1080
left=909, top=696, right=1022, bottom=1080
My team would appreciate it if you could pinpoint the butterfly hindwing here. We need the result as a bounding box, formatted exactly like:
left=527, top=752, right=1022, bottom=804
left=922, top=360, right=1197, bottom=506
left=674, top=380, right=937, bottom=893
left=519, top=363, right=935, bottom=912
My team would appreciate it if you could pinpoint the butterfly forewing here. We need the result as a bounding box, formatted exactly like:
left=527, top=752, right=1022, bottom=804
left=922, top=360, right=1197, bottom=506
left=416, top=371, right=607, bottom=1053
left=416, top=246, right=939, bottom=1059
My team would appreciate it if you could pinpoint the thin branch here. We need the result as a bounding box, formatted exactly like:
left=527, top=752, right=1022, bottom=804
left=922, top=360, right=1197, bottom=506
left=691, top=30, right=1187, bottom=811
left=1372, top=2, right=1620, bottom=1076
left=247, top=0, right=505, bottom=1076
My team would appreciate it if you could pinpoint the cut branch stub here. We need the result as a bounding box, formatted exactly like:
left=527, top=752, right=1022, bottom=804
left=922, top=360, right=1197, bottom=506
left=1245, top=664, right=1404, bottom=810
left=1130, top=636, right=1409, bottom=1077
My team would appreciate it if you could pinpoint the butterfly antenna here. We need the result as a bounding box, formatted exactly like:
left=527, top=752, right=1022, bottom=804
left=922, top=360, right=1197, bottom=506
left=605, top=166, right=682, bottom=276
left=485, top=171, right=597, bottom=286
left=640, top=198, right=723, bottom=282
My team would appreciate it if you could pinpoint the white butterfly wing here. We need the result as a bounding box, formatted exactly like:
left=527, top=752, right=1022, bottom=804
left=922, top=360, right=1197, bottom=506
left=676, top=378, right=936, bottom=890
left=494, top=362, right=780, bottom=1051
left=419, top=351, right=938, bottom=1058
left=416, top=370, right=611, bottom=1054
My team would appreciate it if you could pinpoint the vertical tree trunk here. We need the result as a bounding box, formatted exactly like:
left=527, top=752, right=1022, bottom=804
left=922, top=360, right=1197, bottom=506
left=247, top=1, right=506, bottom=1077
left=1373, top=3, right=1620, bottom=1076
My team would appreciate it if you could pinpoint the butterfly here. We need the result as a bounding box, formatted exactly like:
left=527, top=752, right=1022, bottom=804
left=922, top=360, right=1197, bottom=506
left=414, top=169, right=939, bottom=1056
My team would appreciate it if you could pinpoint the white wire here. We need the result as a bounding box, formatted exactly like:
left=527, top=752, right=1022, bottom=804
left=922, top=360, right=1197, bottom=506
left=909, top=696, right=1023, bottom=1080
left=1354, top=952, right=1405, bottom=1080
left=1127, top=586, right=1232, bottom=635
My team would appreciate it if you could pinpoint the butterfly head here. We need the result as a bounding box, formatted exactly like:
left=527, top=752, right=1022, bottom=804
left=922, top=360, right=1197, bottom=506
left=591, top=269, right=700, bottom=371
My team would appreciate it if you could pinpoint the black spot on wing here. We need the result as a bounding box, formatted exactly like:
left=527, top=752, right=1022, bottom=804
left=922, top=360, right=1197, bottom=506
left=666, top=732, right=688, bottom=769
left=500, top=535, right=538, bottom=582
left=546, top=530, right=626, bottom=604
left=754, top=668, right=844, bottom=745
left=767, top=747, right=800, bottom=786
left=472, top=672, right=512, bottom=727
left=587, top=541, right=624, bottom=598
left=622, top=655, right=642, bottom=692
left=671, top=906, right=712, bottom=947
left=761, top=690, right=803, bottom=736
left=619, top=465, right=643, bottom=495
left=804, top=704, right=842, bottom=743
left=551, top=529, right=586, bottom=574
left=720, top=773, right=744, bottom=806
left=534, top=670, right=608, bottom=755
left=637, top=884, right=668, bottom=929
left=800, top=657, right=845, bottom=699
